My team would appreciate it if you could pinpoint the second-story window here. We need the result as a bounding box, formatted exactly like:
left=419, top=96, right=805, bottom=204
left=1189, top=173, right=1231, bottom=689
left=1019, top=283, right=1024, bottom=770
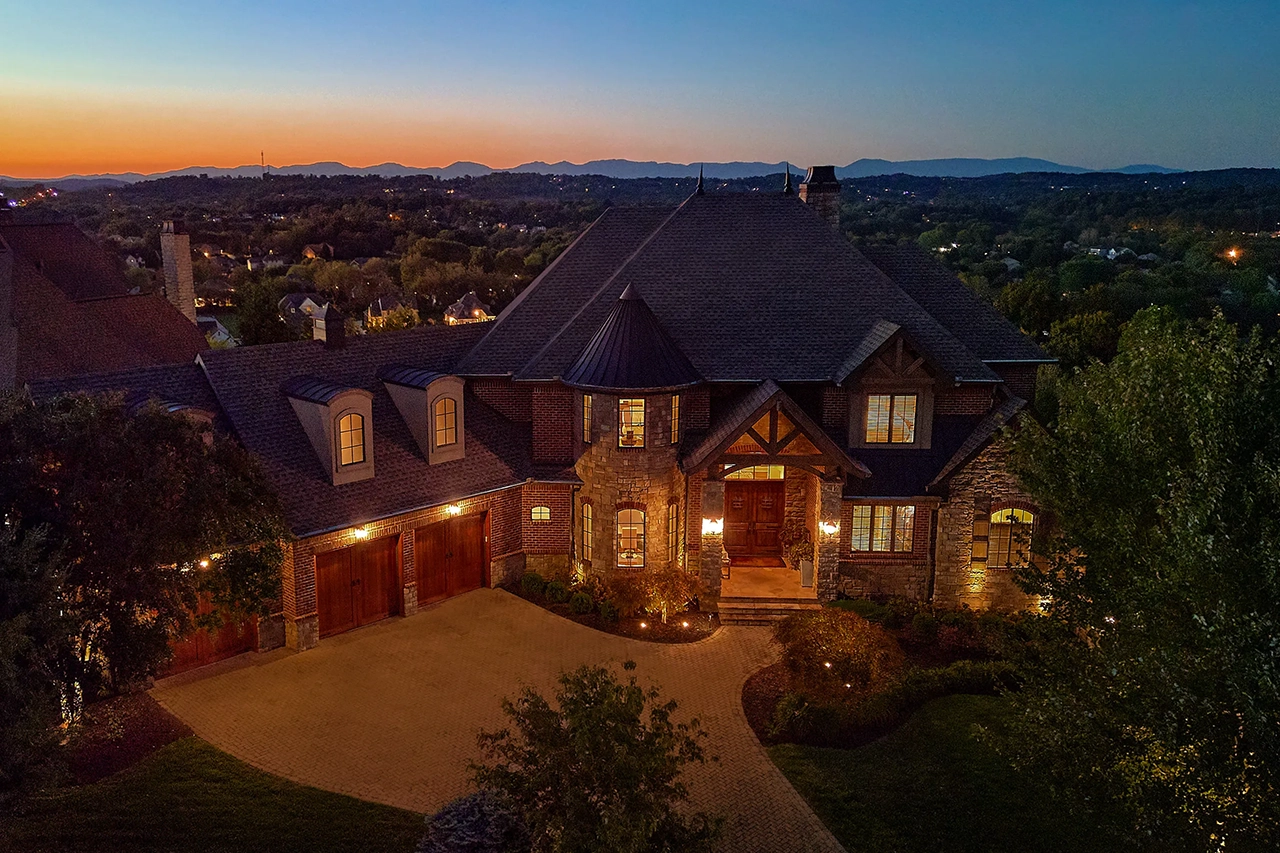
left=338, top=413, right=365, bottom=466
left=865, top=393, right=918, bottom=444
left=619, top=398, right=645, bottom=447
left=582, top=394, right=593, bottom=443
left=670, top=394, right=681, bottom=444
left=434, top=397, right=458, bottom=447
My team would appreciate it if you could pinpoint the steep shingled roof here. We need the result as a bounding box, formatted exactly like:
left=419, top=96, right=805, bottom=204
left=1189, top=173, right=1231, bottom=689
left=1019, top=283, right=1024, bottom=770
left=562, top=283, right=701, bottom=392
left=457, top=194, right=1039, bottom=385
left=0, top=222, right=132, bottom=302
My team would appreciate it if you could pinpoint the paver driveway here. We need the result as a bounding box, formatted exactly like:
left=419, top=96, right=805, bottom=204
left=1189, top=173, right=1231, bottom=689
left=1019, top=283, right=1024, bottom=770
left=152, top=588, right=845, bottom=853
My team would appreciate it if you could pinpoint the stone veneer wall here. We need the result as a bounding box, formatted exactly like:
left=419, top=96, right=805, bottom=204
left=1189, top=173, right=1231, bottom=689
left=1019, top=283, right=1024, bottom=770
left=574, top=390, right=684, bottom=580
left=835, top=500, right=936, bottom=601
left=934, top=439, right=1040, bottom=611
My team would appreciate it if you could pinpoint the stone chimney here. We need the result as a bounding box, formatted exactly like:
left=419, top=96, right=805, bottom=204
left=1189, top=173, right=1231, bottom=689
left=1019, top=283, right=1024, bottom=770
left=798, top=166, right=842, bottom=228
left=159, top=220, right=197, bottom=323
left=313, top=303, right=346, bottom=348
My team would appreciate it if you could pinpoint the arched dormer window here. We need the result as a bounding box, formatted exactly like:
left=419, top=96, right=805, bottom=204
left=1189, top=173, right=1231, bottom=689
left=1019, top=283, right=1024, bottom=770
left=338, top=412, right=365, bottom=466
left=434, top=396, right=458, bottom=447
left=617, top=508, right=646, bottom=568
left=989, top=507, right=1035, bottom=567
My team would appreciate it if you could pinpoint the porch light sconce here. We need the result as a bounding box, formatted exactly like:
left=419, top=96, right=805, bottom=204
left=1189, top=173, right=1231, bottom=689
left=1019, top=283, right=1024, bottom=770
left=701, top=517, right=724, bottom=535
left=819, top=521, right=840, bottom=536
left=353, top=527, right=370, bottom=539
left=447, top=504, right=463, bottom=516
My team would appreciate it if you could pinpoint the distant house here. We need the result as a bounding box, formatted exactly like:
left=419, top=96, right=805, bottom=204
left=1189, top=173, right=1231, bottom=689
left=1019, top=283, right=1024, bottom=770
left=1107, top=248, right=1136, bottom=261
left=1001, top=257, right=1023, bottom=273
left=302, top=243, right=335, bottom=261
left=0, top=219, right=207, bottom=389
left=197, top=314, right=237, bottom=347
left=444, top=291, right=494, bottom=325
left=1138, top=253, right=1161, bottom=263
left=278, top=293, right=328, bottom=331
left=365, top=294, right=418, bottom=329
left=194, top=243, right=222, bottom=259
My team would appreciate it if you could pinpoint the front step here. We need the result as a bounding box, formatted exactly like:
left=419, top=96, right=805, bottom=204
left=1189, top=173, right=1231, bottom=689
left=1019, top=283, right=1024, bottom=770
left=716, top=596, right=822, bottom=626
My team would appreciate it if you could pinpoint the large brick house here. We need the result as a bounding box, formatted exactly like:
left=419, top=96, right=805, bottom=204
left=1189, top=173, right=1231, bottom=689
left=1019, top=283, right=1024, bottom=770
left=32, top=169, right=1051, bottom=661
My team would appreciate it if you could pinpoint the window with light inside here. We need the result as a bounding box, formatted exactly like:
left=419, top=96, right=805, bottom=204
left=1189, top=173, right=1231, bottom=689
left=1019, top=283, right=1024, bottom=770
left=670, top=394, right=681, bottom=444
left=850, top=504, right=915, bottom=552
left=580, top=503, right=593, bottom=562
left=582, top=394, right=592, bottom=443
left=865, top=393, right=918, bottom=443
left=434, top=397, right=457, bottom=447
left=667, top=503, right=679, bottom=562
left=338, top=413, right=365, bottom=466
left=530, top=505, right=550, bottom=522
left=617, top=508, right=646, bottom=568
left=989, top=508, right=1035, bottom=567
left=619, top=398, right=645, bottom=447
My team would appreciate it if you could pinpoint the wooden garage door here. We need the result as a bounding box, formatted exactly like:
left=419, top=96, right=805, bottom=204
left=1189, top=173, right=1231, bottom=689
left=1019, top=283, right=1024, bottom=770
left=414, top=514, right=487, bottom=606
left=316, top=535, right=401, bottom=638
left=164, top=592, right=258, bottom=676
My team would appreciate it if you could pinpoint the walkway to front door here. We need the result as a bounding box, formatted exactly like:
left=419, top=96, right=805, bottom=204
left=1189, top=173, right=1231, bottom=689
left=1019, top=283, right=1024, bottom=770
left=151, top=589, right=845, bottom=853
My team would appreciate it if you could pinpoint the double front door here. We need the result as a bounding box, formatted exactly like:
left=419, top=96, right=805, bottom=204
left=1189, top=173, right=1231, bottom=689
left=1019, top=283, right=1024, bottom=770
left=724, top=481, right=785, bottom=558
left=315, top=535, right=401, bottom=638
left=414, top=513, right=487, bottom=606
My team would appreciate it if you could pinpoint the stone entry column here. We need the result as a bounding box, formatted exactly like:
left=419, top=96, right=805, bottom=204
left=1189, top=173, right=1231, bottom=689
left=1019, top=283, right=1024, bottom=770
left=814, top=481, right=843, bottom=602
left=699, top=478, right=725, bottom=600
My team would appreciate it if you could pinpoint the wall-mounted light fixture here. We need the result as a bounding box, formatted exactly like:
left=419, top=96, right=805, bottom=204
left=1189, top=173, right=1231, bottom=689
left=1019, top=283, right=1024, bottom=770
left=353, top=527, right=370, bottom=539
left=819, top=521, right=840, bottom=536
left=447, top=504, right=463, bottom=516
left=701, top=517, right=724, bottom=535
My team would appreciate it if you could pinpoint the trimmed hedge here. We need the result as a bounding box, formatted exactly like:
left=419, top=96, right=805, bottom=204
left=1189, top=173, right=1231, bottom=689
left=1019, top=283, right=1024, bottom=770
left=544, top=581, right=569, bottom=604
left=520, top=572, right=546, bottom=599
left=568, top=592, right=594, bottom=615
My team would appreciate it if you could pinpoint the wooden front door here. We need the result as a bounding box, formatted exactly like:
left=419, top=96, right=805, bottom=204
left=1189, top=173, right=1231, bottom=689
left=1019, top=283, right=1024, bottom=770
left=724, top=481, right=786, bottom=557
left=414, top=513, right=487, bottom=606
left=315, top=535, right=401, bottom=638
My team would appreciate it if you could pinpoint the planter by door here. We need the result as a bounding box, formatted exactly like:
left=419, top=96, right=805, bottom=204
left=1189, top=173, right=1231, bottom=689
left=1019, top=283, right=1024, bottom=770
left=315, top=535, right=401, bottom=638
left=414, top=513, right=487, bottom=606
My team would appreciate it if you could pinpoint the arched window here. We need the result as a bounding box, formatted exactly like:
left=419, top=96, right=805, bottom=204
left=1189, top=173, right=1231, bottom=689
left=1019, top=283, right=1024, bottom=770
left=434, top=397, right=457, bottom=447
left=580, top=503, right=593, bottom=562
left=338, top=413, right=365, bottom=466
left=530, top=505, right=551, bottom=522
left=617, top=508, right=646, bottom=568
left=989, top=508, right=1035, bottom=567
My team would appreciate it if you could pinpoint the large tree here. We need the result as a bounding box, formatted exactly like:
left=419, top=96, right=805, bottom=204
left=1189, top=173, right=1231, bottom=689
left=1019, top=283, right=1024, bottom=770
left=1002, top=308, right=1280, bottom=851
left=0, top=391, right=287, bottom=724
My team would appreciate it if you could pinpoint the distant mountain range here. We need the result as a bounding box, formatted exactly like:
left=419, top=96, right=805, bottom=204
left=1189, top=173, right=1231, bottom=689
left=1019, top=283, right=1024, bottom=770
left=1, top=157, right=1184, bottom=190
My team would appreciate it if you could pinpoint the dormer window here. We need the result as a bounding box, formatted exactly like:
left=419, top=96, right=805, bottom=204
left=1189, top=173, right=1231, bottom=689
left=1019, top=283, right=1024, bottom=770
left=619, top=398, right=645, bottom=448
left=338, top=413, right=366, bottom=466
left=865, top=393, right=917, bottom=444
left=434, top=397, right=457, bottom=447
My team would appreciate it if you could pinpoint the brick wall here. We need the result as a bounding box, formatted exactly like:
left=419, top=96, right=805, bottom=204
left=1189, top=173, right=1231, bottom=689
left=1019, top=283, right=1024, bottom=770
left=472, top=378, right=532, bottom=422
left=521, top=481, right=574, bottom=554
left=993, top=364, right=1038, bottom=402
left=835, top=498, right=936, bottom=600
left=687, top=387, right=711, bottom=431
left=934, top=439, right=1040, bottom=611
left=935, top=385, right=994, bottom=415
left=821, top=386, right=848, bottom=432
left=532, top=383, right=575, bottom=464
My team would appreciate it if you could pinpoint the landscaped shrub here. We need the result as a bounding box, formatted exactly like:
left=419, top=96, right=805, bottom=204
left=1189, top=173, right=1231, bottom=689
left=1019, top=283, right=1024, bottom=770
left=772, top=610, right=903, bottom=698
left=642, top=564, right=703, bottom=623
left=544, top=580, right=569, bottom=604
left=597, top=600, right=619, bottom=622
left=568, top=591, right=593, bottom=615
left=520, top=572, right=546, bottom=599
left=418, top=790, right=529, bottom=853
left=603, top=572, right=649, bottom=617
left=828, top=598, right=888, bottom=622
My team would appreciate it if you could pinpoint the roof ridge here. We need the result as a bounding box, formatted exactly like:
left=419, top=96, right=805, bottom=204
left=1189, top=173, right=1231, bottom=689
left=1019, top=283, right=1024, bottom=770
left=513, top=198, right=689, bottom=381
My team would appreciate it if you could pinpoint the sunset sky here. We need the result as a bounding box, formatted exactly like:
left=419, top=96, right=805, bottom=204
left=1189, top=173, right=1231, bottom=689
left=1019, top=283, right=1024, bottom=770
left=3, top=0, right=1278, bottom=178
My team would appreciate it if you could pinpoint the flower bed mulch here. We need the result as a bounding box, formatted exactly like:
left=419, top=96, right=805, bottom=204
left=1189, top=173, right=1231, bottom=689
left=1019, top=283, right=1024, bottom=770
left=742, top=662, right=791, bottom=744
left=513, top=589, right=719, bottom=643
left=65, top=693, right=192, bottom=785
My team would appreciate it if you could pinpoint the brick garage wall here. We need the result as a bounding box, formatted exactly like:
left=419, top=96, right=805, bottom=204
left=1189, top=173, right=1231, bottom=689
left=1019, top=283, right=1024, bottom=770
left=993, top=364, right=1039, bottom=402
left=532, top=383, right=574, bottom=464
left=836, top=499, right=936, bottom=601
left=472, top=378, right=532, bottom=422
left=934, top=439, right=1040, bottom=611
left=935, top=385, right=995, bottom=415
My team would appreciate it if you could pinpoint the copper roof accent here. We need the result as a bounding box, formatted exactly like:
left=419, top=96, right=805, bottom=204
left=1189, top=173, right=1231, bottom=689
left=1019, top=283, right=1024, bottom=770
left=280, top=375, right=361, bottom=404
left=562, top=283, right=702, bottom=392
left=377, top=364, right=448, bottom=389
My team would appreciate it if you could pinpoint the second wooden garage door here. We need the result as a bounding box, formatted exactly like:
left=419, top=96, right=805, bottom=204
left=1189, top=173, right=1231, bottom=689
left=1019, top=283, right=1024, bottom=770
left=315, top=535, right=401, bottom=638
left=414, top=514, right=486, bottom=606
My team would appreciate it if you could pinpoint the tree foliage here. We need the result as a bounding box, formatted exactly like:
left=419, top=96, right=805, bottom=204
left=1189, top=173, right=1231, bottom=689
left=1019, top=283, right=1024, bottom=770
left=1001, top=308, right=1280, bottom=850
left=472, top=661, right=720, bottom=853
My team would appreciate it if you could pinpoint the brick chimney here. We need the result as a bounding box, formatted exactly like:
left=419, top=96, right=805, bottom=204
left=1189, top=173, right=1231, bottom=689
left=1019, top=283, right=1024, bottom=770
left=159, top=220, right=197, bottom=323
left=313, top=303, right=346, bottom=348
left=799, top=166, right=842, bottom=228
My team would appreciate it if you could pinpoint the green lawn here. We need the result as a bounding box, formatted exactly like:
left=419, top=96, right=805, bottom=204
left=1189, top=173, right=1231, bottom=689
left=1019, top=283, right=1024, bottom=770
left=770, top=695, right=1113, bottom=853
left=2, top=738, right=425, bottom=853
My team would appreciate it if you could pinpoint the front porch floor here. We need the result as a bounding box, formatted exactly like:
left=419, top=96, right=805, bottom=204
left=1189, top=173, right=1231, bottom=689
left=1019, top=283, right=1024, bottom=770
left=722, top=565, right=819, bottom=600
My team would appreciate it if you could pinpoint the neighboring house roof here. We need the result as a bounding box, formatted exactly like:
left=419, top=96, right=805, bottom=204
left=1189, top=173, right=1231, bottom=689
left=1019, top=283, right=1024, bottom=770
left=29, top=362, right=221, bottom=414
left=459, top=195, right=1035, bottom=383
left=562, top=283, right=701, bottom=392
left=859, top=244, right=1052, bottom=364
left=444, top=291, right=492, bottom=321
left=197, top=323, right=574, bottom=536
left=367, top=294, right=414, bottom=317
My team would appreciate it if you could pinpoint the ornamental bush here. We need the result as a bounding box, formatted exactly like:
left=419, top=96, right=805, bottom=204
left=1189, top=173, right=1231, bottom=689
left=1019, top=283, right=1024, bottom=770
left=418, top=791, right=529, bottom=853
left=772, top=609, right=903, bottom=699
left=543, top=580, right=569, bottom=604
left=603, top=572, right=649, bottom=618
left=568, top=591, right=593, bottom=615
left=519, top=572, right=546, bottom=599
left=597, top=600, right=619, bottom=623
